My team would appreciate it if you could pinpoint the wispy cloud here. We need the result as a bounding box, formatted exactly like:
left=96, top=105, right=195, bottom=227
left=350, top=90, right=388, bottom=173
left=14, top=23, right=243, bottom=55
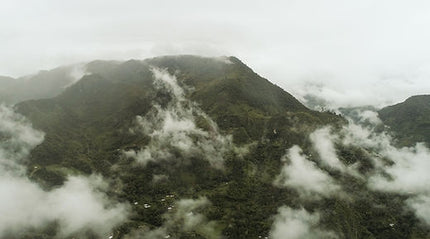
left=0, top=104, right=129, bottom=238
left=125, top=197, right=220, bottom=239
left=270, top=206, right=337, bottom=239
left=274, top=145, right=341, bottom=199
left=125, top=67, right=233, bottom=169
left=311, top=110, right=430, bottom=226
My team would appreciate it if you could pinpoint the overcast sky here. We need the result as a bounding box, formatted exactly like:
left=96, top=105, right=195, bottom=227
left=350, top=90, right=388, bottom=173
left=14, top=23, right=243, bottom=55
left=1, top=0, right=430, bottom=107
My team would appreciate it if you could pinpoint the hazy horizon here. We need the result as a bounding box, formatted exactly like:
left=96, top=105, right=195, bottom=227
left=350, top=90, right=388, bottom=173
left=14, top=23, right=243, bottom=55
left=1, top=3, right=430, bottom=236
left=2, top=0, right=430, bottom=106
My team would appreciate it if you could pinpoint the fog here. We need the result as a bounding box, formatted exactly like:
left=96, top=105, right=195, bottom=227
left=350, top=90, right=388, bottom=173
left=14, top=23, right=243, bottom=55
left=2, top=0, right=430, bottom=107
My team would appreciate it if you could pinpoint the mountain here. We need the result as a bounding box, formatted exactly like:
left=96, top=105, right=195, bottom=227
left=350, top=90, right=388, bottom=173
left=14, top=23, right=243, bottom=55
left=17, top=56, right=341, bottom=174
left=0, top=65, right=84, bottom=104
left=2, top=56, right=429, bottom=239
left=379, top=95, right=430, bottom=146
left=0, top=76, right=18, bottom=102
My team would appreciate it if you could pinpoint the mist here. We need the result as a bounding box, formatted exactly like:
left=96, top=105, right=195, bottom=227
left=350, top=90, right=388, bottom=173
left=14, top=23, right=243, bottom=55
left=270, top=207, right=337, bottom=239
left=1, top=1, right=430, bottom=238
left=2, top=1, right=430, bottom=107
left=0, top=105, right=130, bottom=238
left=125, top=67, right=234, bottom=168
left=274, top=145, right=341, bottom=199
left=267, top=106, right=430, bottom=238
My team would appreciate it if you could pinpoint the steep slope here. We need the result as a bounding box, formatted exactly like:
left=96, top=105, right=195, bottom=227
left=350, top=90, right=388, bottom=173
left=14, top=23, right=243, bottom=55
left=147, top=56, right=307, bottom=113
left=18, top=56, right=339, bottom=172
left=379, top=95, right=430, bottom=146
left=14, top=56, right=344, bottom=237
left=12, top=56, right=430, bottom=239
left=146, top=56, right=321, bottom=142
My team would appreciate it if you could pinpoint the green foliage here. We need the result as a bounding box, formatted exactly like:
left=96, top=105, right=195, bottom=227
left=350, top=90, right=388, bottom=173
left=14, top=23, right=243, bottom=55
left=379, top=95, right=430, bottom=146
left=11, top=56, right=430, bottom=238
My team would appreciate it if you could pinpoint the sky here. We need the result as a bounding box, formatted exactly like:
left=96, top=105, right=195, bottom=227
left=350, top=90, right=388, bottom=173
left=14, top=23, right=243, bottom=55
left=1, top=0, right=430, bottom=107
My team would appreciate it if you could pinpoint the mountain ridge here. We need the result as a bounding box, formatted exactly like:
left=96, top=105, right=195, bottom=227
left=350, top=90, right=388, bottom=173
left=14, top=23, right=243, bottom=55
left=378, top=94, right=430, bottom=146
left=1, top=55, right=429, bottom=239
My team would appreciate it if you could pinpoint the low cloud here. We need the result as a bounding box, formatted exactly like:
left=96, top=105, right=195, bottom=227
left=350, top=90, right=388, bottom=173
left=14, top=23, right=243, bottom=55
left=294, top=66, right=430, bottom=109
left=125, top=197, right=220, bottom=239
left=310, top=128, right=346, bottom=172
left=272, top=110, right=430, bottom=234
left=367, top=142, right=430, bottom=225
left=274, top=145, right=340, bottom=199
left=63, top=63, right=88, bottom=88
left=270, top=206, right=337, bottom=239
left=407, top=195, right=430, bottom=225
left=0, top=105, right=45, bottom=171
left=355, top=110, right=382, bottom=126
left=309, top=127, right=361, bottom=177
left=368, top=143, right=430, bottom=194
left=313, top=110, right=430, bottom=226
left=0, top=105, right=130, bottom=238
left=125, top=67, right=233, bottom=169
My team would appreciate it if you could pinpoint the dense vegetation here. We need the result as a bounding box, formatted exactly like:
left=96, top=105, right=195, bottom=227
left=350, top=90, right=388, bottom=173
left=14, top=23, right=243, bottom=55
left=3, top=56, right=428, bottom=238
left=379, top=95, right=430, bottom=146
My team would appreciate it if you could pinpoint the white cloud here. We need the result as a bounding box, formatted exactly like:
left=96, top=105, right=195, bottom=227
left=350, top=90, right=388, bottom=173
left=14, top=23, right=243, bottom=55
left=0, top=175, right=129, bottom=237
left=0, top=104, right=45, bottom=165
left=270, top=207, right=337, bottom=239
left=322, top=112, right=430, bottom=226
left=407, top=195, right=430, bottom=225
left=360, top=131, right=430, bottom=226
left=309, top=127, right=346, bottom=172
left=1, top=1, right=430, bottom=107
left=0, top=104, right=130, bottom=237
left=63, top=63, right=88, bottom=88
left=369, top=143, right=430, bottom=194
left=356, top=110, right=383, bottom=126
left=274, top=145, right=340, bottom=199
left=125, top=67, right=233, bottom=168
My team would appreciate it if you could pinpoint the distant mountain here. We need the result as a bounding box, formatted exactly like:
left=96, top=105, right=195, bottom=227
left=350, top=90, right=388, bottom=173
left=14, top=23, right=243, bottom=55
left=0, top=65, right=84, bottom=104
left=379, top=95, right=430, bottom=146
left=0, top=75, right=15, bottom=82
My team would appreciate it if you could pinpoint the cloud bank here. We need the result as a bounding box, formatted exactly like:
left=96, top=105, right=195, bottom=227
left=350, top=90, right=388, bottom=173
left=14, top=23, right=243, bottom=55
left=0, top=105, right=129, bottom=238
left=270, top=207, right=337, bottom=239
left=272, top=108, right=430, bottom=233
left=367, top=142, right=430, bottom=225
left=2, top=1, right=430, bottom=108
left=310, top=110, right=430, bottom=226
left=339, top=114, right=430, bottom=225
